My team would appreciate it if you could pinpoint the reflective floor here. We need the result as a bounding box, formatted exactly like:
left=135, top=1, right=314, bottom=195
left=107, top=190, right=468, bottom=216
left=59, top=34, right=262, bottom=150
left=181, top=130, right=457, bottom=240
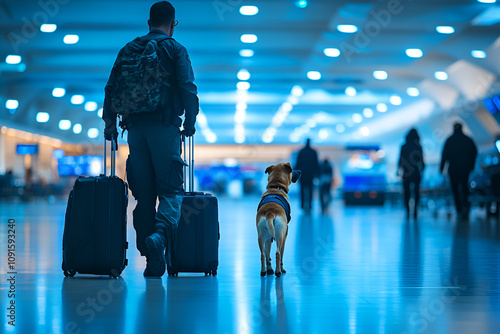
left=1, top=196, right=500, bottom=334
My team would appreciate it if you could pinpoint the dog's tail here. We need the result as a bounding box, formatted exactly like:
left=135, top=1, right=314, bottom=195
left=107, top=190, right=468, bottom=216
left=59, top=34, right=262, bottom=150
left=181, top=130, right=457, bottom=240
left=266, top=212, right=276, bottom=240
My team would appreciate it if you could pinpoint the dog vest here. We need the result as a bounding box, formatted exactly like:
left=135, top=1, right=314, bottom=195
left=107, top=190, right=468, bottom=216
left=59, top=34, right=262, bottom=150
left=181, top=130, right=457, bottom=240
left=257, top=194, right=291, bottom=223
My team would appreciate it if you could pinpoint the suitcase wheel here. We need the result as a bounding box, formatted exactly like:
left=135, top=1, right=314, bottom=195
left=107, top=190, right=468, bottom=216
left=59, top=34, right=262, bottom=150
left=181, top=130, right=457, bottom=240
left=64, top=270, right=76, bottom=277
left=211, top=270, right=217, bottom=276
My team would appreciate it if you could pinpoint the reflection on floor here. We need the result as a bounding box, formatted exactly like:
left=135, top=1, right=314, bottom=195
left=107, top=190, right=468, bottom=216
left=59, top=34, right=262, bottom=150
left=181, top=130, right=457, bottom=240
left=1, top=197, right=500, bottom=334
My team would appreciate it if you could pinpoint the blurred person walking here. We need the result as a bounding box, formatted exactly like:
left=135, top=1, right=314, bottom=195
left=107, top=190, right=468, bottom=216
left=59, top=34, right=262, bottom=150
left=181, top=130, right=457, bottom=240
left=440, top=123, right=478, bottom=220
left=295, top=139, right=320, bottom=214
left=103, top=1, right=199, bottom=277
left=398, top=129, right=425, bottom=220
left=319, top=159, right=334, bottom=213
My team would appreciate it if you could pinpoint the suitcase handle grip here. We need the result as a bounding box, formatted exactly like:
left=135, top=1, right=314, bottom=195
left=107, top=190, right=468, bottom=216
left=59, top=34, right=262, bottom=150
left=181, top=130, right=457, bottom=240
left=103, top=136, right=117, bottom=177
left=182, top=134, right=194, bottom=192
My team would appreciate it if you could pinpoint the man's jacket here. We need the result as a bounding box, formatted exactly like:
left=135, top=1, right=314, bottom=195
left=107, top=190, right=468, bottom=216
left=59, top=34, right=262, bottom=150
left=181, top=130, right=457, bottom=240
left=103, top=29, right=199, bottom=133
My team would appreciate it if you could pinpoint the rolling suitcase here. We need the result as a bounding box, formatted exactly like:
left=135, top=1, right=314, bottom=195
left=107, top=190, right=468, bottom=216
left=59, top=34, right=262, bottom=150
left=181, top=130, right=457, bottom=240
left=168, top=135, right=220, bottom=276
left=62, top=138, right=128, bottom=278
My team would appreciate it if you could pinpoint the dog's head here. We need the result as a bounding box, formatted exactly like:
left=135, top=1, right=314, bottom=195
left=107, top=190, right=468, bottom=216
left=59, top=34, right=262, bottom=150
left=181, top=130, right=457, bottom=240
left=265, top=162, right=301, bottom=192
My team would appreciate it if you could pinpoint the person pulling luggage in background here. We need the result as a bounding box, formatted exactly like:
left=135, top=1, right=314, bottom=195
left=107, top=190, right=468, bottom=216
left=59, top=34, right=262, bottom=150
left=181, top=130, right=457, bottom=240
left=103, top=1, right=199, bottom=277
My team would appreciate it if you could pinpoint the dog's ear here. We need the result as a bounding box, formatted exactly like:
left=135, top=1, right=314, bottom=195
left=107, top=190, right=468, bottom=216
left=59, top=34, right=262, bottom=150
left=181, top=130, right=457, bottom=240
left=284, top=163, right=293, bottom=174
left=292, top=170, right=302, bottom=183
left=265, top=165, right=274, bottom=174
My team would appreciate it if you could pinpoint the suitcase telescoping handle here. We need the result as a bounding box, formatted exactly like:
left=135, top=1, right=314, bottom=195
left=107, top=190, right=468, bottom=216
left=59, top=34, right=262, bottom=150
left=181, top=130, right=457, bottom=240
left=182, top=134, right=194, bottom=192
left=103, top=136, right=117, bottom=177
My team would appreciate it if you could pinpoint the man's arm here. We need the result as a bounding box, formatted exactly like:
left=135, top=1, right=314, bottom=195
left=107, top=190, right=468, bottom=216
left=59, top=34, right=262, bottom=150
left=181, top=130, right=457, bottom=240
left=175, top=45, right=199, bottom=136
left=102, top=48, right=125, bottom=141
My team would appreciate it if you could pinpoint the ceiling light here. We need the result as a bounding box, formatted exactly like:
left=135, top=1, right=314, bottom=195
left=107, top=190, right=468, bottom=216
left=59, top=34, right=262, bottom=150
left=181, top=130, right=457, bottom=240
left=241, top=34, right=258, bottom=44
left=376, top=103, right=388, bottom=112
left=434, top=71, right=448, bottom=80
left=6, top=100, right=19, bottom=109
left=97, top=108, right=103, bottom=118
left=471, top=50, right=487, bottom=59
left=240, top=49, right=254, bottom=57
left=319, top=129, right=329, bottom=140
left=363, top=108, right=374, bottom=118
left=337, top=25, right=358, bottom=33
left=295, top=0, right=308, bottom=8
left=5, top=55, right=22, bottom=64
left=64, top=34, right=79, bottom=44
left=336, top=124, right=345, bottom=134
left=71, top=95, right=85, bottom=105
left=307, top=71, right=321, bottom=80
left=281, top=102, right=293, bottom=113
left=36, top=112, right=50, bottom=123
left=237, top=81, right=250, bottom=90
left=236, top=102, right=247, bottom=111
left=345, top=86, right=357, bottom=96
left=40, top=24, right=57, bottom=33
left=205, top=131, right=217, bottom=144
left=324, top=48, right=340, bottom=57
left=52, top=88, right=66, bottom=97
left=406, top=48, right=423, bottom=58
left=373, top=70, right=388, bottom=80
left=291, top=85, right=304, bottom=97
left=73, top=124, right=82, bottom=134
left=390, top=95, right=402, bottom=105
left=237, top=69, right=251, bottom=81
left=287, top=96, right=299, bottom=105
left=87, top=128, right=99, bottom=139
left=407, top=87, right=420, bottom=97
left=477, top=0, right=496, bottom=3
left=85, top=101, right=98, bottom=112
left=59, top=120, right=72, bottom=130
left=352, top=113, right=363, bottom=123
left=360, top=127, right=370, bottom=137
left=240, top=5, right=259, bottom=16
left=234, top=110, right=246, bottom=124
left=436, top=26, right=455, bottom=34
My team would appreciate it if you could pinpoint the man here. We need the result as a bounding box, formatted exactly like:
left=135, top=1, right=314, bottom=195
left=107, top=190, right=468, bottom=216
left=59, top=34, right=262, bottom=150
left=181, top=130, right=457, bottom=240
left=294, top=139, right=320, bottom=213
left=440, top=123, right=477, bottom=220
left=319, top=158, right=334, bottom=213
left=103, top=1, right=199, bottom=277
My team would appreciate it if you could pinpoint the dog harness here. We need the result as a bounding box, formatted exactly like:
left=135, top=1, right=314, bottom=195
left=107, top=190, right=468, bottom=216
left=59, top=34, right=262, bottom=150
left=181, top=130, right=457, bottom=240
left=257, top=194, right=291, bottom=223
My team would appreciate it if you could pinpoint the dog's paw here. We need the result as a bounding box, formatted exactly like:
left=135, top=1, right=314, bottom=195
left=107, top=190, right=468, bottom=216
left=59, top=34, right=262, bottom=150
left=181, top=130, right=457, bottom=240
left=275, top=271, right=282, bottom=278
left=266, top=268, right=274, bottom=275
left=260, top=271, right=266, bottom=277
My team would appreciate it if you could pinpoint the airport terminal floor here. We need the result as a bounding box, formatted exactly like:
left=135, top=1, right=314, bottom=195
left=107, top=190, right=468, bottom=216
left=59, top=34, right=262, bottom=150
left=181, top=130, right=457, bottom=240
left=1, top=196, right=500, bottom=334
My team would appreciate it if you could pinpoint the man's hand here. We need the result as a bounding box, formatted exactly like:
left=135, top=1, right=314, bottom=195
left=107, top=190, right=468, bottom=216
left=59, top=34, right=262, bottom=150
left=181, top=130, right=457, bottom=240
left=181, top=127, right=196, bottom=137
left=104, top=129, right=118, bottom=142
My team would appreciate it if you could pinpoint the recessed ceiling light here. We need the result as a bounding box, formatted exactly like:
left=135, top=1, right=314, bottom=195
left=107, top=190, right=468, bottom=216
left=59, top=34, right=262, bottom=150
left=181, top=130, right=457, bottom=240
left=40, top=24, right=57, bottom=33
left=240, top=5, right=259, bottom=16
left=59, top=120, right=72, bottom=130
left=52, top=88, right=66, bottom=97
left=434, top=71, right=448, bottom=80
left=241, top=34, right=258, bottom=44
left=87, top=128, right=99, bottom=139
left=352, top=113, right=363, bottom=123
left=337, top=25, right=358, bottom=33
left=237, top=69, right=251, bottom=81
left=85, top=101, right=98, bottom=112
left=291, top=85, right=304, bottom=97
left=376, top=103, right=388, bottom=112
left=373, top=70, right=388, bottom=80
left=318, top=129, right=329, bottom=140
left=407, top=87, right=420, bottom=97
left=477, top=0, right=496, bottom=3
left=336, top=124, right=346, bottom=134
left=324, top=48, right=340, bottom=57
left=237, top=81, right=250, bottom=90
left=6, top=55, right=22, bottom=64
left=6, top=100, right=19, bottom=109
left=436, top=26, right=455, bottom=34
left=360, top=127, right=370, bottom=137
left=97, top=108, right=103, bottom=118
left=307, top=71, right=321, bottom=80
left=36, top=112, right=50, bottom=123
left=71, top=95, right=84, bottom=105
left=406, top=48, right=423, bottom=58
left=390, top=95, right=402, bottom=105
left=471, top=50, right=487, bottom=59
left=240, top=49, right=254, bottom=57
left=295, top=0, right=308, bottom=8
left=345, top=86, right=357, bottom=96
left=363, top=108, right=374, bottom=118
left=73, top=124, right=82, bottom=134
left=64, top=35, right=79, bottom=44
left=287, top=96, right=299, bottom=105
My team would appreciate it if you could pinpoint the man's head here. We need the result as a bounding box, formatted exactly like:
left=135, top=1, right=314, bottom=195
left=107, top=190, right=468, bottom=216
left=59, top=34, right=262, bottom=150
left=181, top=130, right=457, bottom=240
left=453, top=122, right=463, bottom=133
left=148, top=1, right=176, bottom=37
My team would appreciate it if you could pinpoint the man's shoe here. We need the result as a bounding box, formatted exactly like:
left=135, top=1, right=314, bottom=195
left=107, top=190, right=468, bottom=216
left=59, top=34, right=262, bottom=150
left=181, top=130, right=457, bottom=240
left=145, top=233, right=166, bottom=277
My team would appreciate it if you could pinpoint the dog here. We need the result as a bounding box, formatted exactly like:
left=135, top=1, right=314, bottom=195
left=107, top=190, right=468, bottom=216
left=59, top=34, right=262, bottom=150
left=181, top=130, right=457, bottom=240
left=256, top=162, right=301, bottom=277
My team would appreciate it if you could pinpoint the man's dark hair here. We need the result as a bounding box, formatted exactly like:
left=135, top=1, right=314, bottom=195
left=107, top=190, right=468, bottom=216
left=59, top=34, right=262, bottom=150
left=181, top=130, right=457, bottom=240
left=453, top=122, right=463, bottom=133
left=150, top=1, right=175, bottom=27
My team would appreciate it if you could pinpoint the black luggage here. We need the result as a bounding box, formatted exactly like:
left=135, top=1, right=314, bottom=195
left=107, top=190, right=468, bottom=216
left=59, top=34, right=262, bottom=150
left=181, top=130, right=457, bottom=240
left=168, top=136, right=220, bottom=276
left=62, top=139, right=128, bottom=278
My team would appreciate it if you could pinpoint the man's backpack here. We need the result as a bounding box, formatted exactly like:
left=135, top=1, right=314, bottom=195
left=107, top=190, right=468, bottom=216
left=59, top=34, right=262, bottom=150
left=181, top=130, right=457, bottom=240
left=109, top=37, right=171, bottom=117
